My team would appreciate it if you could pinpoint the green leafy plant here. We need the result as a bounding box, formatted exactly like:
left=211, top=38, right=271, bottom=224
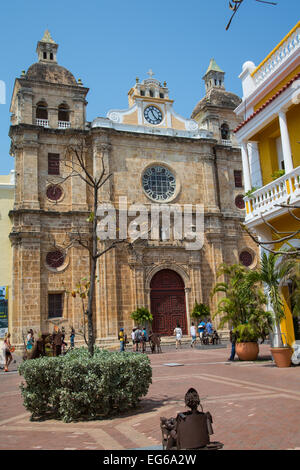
left=191, top=301, right=210, bottom=320
left=130, top=307, right=153, bottom=326
left=244, top=187, right=259, bottom=198
left=271, top=169, right=285, bottom=180
left=19, top=347, right=152, bottom=422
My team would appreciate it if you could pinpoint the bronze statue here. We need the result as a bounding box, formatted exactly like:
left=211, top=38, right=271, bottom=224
left=160, top=388, right=223, bottom=450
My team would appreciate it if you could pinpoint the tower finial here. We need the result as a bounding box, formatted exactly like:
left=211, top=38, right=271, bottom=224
left=41, top=29, right=56, bottom=44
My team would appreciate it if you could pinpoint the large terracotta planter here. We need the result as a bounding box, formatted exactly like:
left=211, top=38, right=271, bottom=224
left=236, top=342, right=259, bottom=361
left=270, top=347, right=292, bottom=368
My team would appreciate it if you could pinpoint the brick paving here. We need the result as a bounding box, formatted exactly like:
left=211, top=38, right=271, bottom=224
left=0, top=343, right=300, bottom=450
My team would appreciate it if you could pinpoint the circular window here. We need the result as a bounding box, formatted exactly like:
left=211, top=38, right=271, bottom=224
left=142, top=165, right=176, bottom=202
left=235, top=194, right=245, bottom=209
left=46, top=185, right=63, bottom=201
left=239, top=251, right=253, bottom=267
left=46, top=251, right=65, bottom=269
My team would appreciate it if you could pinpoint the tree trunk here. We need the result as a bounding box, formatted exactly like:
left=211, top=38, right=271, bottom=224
left=87, top=187, right=99, bottom=356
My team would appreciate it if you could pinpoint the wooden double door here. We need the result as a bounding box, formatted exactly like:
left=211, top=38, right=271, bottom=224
left=150, top=269, right=187, bottom=336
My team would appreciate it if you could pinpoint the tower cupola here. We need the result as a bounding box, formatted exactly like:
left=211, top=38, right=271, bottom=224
left=203, top=58, right=225, bottom=93
left=36, top=30, right=58, bottom=63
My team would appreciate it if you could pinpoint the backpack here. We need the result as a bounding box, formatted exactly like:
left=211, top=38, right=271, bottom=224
left=134, top=329, right=142, bottom=341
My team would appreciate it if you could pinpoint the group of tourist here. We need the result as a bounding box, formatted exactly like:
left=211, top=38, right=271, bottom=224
left=1, top=326, right=77, bottom=372
left=174, top=319, right=219, bottom=349
left=118, top=326, right=149, bottom=352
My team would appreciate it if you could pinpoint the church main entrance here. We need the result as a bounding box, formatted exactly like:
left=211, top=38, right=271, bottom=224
left=150, top=269, right=187, bottom=336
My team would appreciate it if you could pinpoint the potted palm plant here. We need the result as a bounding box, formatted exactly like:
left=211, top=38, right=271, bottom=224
left=211, top=263, right=272, bottom=361
left=248, top=252, right=298, bottom=367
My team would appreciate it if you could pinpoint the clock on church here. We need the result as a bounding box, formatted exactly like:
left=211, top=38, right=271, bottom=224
left=144, top=106, right=163, bottom=125
left=142, top=165, right=176, bottom=201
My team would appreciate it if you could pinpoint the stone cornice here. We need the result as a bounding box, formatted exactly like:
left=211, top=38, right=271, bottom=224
left=9, top=208, right=91, bottom=217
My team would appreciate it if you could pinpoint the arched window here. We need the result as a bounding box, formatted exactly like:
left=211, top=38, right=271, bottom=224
left=36, top=101, right=48, bottom=120
left=221, top=123, right=230, bottom=140
left=58, top=104, right=70, bottom=122
left=149, top=89, right=154, bottom=98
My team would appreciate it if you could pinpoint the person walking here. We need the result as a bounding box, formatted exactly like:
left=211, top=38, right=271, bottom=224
left=131, top=328, right=136, bottom=352
left=26, top=329, right=34, bottom=352
left=174, top=323, right=183, bottom=350
left=141, top=327, right=148, bottom=353
left=190, top=322, right=197, bottom=348
left=118, top=327, right=125, bottom=352
left=206, top=319, right=213, bottom=344
left=70, top=327, right=75, bottom=349
left=61, top=327, right=67, bottom=354
left=3, top=333, right=13, bottom=372
left=198, top=319, right=206, bottom=344
left=228, top=328, right=236, bottom=361
left=134, top=326, right=143, bottom=352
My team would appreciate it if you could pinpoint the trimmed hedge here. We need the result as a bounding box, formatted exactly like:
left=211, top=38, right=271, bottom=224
left=19, top=347, right=152, bottom=422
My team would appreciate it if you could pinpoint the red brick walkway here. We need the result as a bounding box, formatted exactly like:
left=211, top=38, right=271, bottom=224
left=1, top=344, right=299, bottom=450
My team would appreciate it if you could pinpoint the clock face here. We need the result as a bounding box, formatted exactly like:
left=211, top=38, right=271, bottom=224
left=142, top=165, right=176, bottom=201
left=144, top=106, right=163, bottom=125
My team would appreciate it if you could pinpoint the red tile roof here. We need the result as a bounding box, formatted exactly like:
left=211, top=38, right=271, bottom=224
left=234, top=72, right=300, bottom=133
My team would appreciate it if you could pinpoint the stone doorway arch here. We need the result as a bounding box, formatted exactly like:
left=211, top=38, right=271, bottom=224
left=150, top=269, right=187, bottom=336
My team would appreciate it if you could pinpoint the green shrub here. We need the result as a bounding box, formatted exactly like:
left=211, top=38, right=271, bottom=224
left=19, top=347, right=152, bottom=422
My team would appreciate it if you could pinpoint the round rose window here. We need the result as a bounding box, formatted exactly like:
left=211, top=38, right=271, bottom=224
left=46, top=251, right=65, bottom=269
left=235, top=194, right=245, bottom=209
left=46, top=185, right=63, bottom=201
left=239, top=251, right=253, bottom=267
left=142, top=165, right=176, bottom=201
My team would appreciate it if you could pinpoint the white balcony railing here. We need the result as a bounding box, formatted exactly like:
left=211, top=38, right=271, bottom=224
left=58, top=120, right=71, bottom=129
left=36, top=118, right=49, bottom=128
left=244, top=166, right=300, bottom=223
left=252, top=24, right=300, bottom=87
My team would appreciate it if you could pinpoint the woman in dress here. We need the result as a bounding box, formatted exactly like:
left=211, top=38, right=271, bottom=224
left=174, top=323, right=183, bottom=350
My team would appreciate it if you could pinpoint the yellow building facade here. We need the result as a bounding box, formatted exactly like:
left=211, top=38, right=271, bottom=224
left=234, top=21, right=300, bottom=346
left=0, top=171, right=15, bottom=339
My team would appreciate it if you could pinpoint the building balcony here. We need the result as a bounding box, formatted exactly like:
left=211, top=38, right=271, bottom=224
left=244, top=166, right=300, bottom=224
left=251, top=23, right=300, bottom=88
left=36, top=118, right=49, bottom=128
left=58, top=120, right=71, bottom=129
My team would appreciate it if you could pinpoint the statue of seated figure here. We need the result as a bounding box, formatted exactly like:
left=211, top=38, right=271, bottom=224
left=160, top=388, right=223, bottom=450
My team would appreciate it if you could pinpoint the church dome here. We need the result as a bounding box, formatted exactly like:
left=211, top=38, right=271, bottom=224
left=25, top=62, right=77, bottom=86
left=191, top=87, right=242, bottom=119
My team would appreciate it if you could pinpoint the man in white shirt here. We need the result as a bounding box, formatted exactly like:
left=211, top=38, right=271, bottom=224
left=190, top=322, right=197, bottom=348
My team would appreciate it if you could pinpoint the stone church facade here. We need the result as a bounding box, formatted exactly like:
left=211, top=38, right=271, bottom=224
left=8, top=32, right=257, bottom=346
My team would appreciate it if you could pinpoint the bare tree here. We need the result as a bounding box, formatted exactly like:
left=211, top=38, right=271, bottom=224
left=241, top=201, right=300, bottom=256
left=226, top=0, right=277, bottom=30
left=47, top=137, right=143, bottom=355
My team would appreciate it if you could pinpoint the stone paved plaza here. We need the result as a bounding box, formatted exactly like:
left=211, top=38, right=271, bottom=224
left=0, top=343, right=300, bottom=451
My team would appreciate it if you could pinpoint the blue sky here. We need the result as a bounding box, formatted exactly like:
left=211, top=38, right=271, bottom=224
left=0, top=0, right=299, bottom=173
